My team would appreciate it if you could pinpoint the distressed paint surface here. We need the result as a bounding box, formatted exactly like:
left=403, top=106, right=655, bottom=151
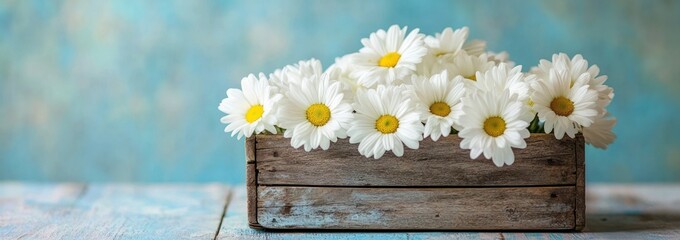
left=2, top=183, right=680, bottom=239
left=1, top=0, right=680, bottom=183
left=256, top=186, right=576, bottom=230
left=0, top=183, right=229, bottom=239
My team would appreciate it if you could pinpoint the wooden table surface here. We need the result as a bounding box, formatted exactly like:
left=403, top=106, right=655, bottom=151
left=1, top=183, right=679, bottom=239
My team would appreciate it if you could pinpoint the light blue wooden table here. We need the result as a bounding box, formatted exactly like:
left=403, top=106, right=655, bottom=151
left=1, top=183, right=679, bottom=239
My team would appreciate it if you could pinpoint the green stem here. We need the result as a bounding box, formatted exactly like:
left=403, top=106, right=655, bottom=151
left=528, top=114, right=539, bottom=133
left=450, top=127, right=459, bottom=135
left=275, top=126, right=285, bottom=135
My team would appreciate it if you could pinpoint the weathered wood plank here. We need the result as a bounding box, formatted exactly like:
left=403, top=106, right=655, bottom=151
left=256, top=186, right=575, bottom=230
left=574, top=135, right=586, bottom=231
left=1, top=184, right=230, bottom=239
left=218, top=186, right=504, bottom=239
left=255, top=134, right=577, bottom=187
left=0, top=182, right=87, bottom=239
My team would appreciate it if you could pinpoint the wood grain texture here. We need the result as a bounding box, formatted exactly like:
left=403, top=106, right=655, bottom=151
left=247, top=163, right=261, bottom=229
left=575, top=135, right=586, bottom=231
left=246, top=137, right=256, bottom=164
left=246, top=136, right=262, bottom=229
left=256, top=186, right=575, bottom=230
left=0, top=183, right=87, bottom=239
left=255, top=134, right=577, bottom=187
left=0, top=183, right=230, bottom=239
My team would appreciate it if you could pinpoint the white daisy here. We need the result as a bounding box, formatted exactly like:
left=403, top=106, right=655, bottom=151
left=424, top=27, right=469, bottom=62
left=531, top=69, right=599, bottom=139
left=578, top=98, right=617, bottom=149
left=415, top=27, right=469, bottom=77
left=347, top=85, right=424, bottom=159
left=531, top=53, right=613, bottom=112
left=284, top=58, right=323, bottom=85
left=458, top=91, right=532, bottom=167
left=447, top=51, right=495, bottom=82
left=411, top=70, right=466, bottom=141
left=416, top=27, right=490, bottom=78
left=350, top=25, right=428, bottom=87
left=277, top=73, right=353, bottom=151
left=581, top=113, right=617, bottom=149
left=473, top=63, right=530, bottom=101
left=270, top=59, right=323, bottom=93
left=326, top=54, right=363, bottom=102
left=219, top=73, right=282, bottom=139
left=268, top=67, right=286, bottom=93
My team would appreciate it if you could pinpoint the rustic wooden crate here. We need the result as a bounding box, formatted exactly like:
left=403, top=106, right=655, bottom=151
left=246, top=133, right=585, bottom=231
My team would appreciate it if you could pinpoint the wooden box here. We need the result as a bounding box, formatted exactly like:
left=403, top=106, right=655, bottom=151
left=246, top=133, right=585, bottom=231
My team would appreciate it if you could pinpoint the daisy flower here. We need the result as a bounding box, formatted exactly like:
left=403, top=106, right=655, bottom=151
left=270, top=59, right=324, bottom=93
left=415, top=27, right=469, bottom=77
left=447, top=51, right=495, bottom=82
left=579, top=98, right=617, bottom=149
left=268, top=67, right=286, bottom=93
left=416, top=27, right=490, bottom=78
left=350, top=25, right=428, bottom=87
left=411, top=70, right=466, bottom=141
left=347, top=85, right=424, bottom=159
left=283, top=58, right=323, bottom=85
left=581, top=113, right=617, bottom=149
left=219, top=73, right=282, bottom=139
left=531, top=53, right=613, bottom=112
left=326, top=54, right=363, bottom=102
left=424, top=27, right=469, bottom=62
left=474, top=63, right=531, bottom=101
left=531, top=69, right=599, bottom=139
left=277, top=73, right=353, bottom=151
left=458, top=91, right=532, bottom=167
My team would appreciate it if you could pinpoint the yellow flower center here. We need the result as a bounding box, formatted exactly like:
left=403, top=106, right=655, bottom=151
left=305, top=103, right=332, bottom=127
left=375, top=114, right=399, bottom=134
left=378, top=52, right=401, bottom=68
left=483, top=116, right=506, bottom=137
left=429, top=102, right=451, bottom=117
left=550, top=96, right=575, bottom=117
left=466, top=74, right=476, bottom=81
left=245, top=104, right=264, bottom=123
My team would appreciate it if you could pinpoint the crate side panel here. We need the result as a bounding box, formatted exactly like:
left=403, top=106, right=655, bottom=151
left=256, top=186, right=576, bottom=230
left=256, top=134, right=576, bottom=187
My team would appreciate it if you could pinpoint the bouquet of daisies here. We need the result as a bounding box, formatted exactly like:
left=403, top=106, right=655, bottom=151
left=219, top=25, right=616, bottom=167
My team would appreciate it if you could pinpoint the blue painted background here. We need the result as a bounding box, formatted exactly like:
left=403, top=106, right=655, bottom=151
left=1, top=0, right=679, bottom=183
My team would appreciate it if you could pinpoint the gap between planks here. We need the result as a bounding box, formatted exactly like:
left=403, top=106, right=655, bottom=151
left=213, top=188, right=234, bottom=240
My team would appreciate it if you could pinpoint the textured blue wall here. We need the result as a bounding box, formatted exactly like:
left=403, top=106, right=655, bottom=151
left=1, top=0, right=679, bottom=183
